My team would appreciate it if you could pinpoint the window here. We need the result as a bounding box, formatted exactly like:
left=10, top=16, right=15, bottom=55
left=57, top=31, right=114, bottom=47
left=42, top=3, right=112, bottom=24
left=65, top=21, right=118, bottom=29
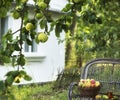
left=24, top=39, right=37, bottom=52
left=0, top=17, right=8, bottom=39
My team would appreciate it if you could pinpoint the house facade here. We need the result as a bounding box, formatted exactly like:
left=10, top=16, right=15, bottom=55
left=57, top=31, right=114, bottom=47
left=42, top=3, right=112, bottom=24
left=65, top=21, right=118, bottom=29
left=0, top=0, right=68, bottom=84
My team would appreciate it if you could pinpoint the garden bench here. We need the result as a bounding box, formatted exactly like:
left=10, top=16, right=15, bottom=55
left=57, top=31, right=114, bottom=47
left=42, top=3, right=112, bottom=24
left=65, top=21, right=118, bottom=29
left=68, top=58, right=120, bottom=100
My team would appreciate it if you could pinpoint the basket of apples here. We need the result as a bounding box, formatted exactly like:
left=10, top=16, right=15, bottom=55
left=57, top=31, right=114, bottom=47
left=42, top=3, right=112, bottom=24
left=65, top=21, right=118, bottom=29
left=78, top=79, right=101, bottom=97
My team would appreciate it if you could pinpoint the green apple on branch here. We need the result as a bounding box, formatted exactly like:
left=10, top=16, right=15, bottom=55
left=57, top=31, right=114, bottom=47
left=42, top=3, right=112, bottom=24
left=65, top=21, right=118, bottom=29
left=25, top=22, right=35, bottom=31
left=37, top=32, right=48, bottom=43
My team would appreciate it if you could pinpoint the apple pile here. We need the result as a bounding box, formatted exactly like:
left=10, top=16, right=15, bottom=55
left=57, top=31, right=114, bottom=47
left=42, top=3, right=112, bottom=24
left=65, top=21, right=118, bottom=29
left=78, top=79, right=100, bottom=88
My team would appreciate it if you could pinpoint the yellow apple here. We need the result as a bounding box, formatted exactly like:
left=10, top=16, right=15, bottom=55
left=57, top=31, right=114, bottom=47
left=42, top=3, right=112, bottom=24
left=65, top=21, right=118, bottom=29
left=36, top=13, right=43, bottom=19
left=103, top=95, right=109, bottom=99
left=12, top=11, right=20, bottom=19
left=85, top=82, right=91, bottom=88
left=95, top=94, right=102, bottom=99
left=38, top=32, right=48, bottom=43
left=25, top=23, right=34, bottom=31
left=78, top=81, right=83, bottom=87
left=95, top=81, right=100, bottom=87
left=14, top=76, right=22, bottom=83
left=37, top=2, right=47, bottom=10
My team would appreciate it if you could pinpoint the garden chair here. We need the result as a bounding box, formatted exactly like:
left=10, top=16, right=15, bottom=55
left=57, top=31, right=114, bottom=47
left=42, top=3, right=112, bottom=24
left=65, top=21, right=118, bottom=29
left=68, top=58, right=120, bottom=100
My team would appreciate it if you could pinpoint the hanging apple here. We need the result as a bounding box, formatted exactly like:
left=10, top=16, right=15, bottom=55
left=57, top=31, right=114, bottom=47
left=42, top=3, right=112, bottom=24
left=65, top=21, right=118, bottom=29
left=37, top=32, right=48, bottom=43
left=25, top=22, right=34, bottom=31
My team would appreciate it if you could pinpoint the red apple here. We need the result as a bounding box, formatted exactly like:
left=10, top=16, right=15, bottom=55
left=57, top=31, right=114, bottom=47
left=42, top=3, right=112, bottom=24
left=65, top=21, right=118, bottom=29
left=91, top=79, right=96, bottom=84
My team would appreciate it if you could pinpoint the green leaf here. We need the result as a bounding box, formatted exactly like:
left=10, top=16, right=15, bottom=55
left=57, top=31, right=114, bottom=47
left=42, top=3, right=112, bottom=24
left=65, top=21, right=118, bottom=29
left=39, top=19, right=47, bottom=29
left=5, top=31, right=13, bottom=42
left=62, top=24, right=69, bottom=33
left=5, top=75, right=14, bottom=86
left=24, top=75, right=32, bottom=81
left=44, top=0, right=50, bottom=4
left=0, top=7, right=8, bottom=17
left=17, top=55, right=26, bottom=66
left=35, top=35, right=40, bottom=44
left=49, top=22, right=56, bottom=32
left=45, top=24, right=48, bottom=33
left=30, top=31, right=36, bottom=39
left=14, top=43, right=21, bottom=51
left=5, top=71, right=19, bottom=78
left=62, top=4, right=72, bottom=12
left=55, top=23, right=62, bottom=37
left=0, top=80, right=5, bottom=92
left=19, top=70, right=27, bottom=76
left=3, top=56, right=11, bottom=63
left=5, top=71, right=13, bottom=76
left=26, top=38, right=32, bottom=45
left=12, top=71, right=20, bottom=77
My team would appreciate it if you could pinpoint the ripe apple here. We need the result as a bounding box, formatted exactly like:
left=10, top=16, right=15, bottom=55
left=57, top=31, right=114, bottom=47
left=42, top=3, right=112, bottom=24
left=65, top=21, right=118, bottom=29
left=95, top=94, right=102, bottom=99
left=86, top=79, right=90, bottom=83
left=37, top=2, right=47, bottom=10
left=95, top=81, right=100, bottom=87
left=36, top=13, right=43, bottom=19
left=81, top=83, right=86, bottom=88
left=14, top=76, right=22, bottom=83
left=25, top=23, right=34, bottom=31
left=86, top=82, right=91, bottom=88
left=15, top=5, right=23, bottom=11
left=91, top=79, right=96, bottom=84
left=103, top=95, right=109, bottom=99
left=38, top=32, right=48, bottom=43
left=78, top=81, right=83, bottom=87
left=12, top=11, right=20, bottom=19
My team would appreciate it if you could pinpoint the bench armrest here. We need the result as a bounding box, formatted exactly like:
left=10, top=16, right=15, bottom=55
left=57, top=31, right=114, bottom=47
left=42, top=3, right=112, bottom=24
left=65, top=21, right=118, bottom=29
left=68, top=82, right=79, bottom=100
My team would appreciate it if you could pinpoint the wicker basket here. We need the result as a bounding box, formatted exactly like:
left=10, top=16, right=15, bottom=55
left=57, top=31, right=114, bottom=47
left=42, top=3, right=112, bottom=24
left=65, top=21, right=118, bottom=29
left=78, top=86, right=101, bottom=97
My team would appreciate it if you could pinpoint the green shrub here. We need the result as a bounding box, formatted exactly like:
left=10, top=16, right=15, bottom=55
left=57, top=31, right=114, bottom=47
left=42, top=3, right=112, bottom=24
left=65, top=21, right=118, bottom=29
left=53, top=67, right=81, bottom=90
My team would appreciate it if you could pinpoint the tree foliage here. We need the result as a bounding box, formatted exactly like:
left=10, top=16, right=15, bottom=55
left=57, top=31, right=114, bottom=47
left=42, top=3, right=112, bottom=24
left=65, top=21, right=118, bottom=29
left=64, top=0, right=120, bottom=68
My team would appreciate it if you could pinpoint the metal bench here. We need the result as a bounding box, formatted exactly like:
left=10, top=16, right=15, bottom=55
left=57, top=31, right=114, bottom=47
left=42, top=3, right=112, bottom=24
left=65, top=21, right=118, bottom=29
left=68, top=58, right=120, bottom=100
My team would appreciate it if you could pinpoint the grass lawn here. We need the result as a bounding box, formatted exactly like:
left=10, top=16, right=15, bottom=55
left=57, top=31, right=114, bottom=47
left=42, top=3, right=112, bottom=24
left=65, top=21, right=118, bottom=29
left=8, top=82, right=68, bottom=100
